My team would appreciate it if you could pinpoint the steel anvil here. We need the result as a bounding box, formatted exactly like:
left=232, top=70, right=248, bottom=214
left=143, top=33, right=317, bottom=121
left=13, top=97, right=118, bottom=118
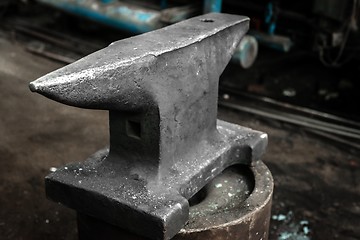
left=30, top=13, right=268, bottom=240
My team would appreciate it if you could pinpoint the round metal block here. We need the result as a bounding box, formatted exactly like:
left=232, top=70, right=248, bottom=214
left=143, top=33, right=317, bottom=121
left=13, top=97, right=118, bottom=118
left=233, top=35, right=258, bottom=69
left=173, top=160, right=273, bottom=240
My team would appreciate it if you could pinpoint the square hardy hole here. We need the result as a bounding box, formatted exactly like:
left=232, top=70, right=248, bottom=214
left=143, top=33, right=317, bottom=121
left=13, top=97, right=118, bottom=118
left=126, top=120, right=141, bottom=139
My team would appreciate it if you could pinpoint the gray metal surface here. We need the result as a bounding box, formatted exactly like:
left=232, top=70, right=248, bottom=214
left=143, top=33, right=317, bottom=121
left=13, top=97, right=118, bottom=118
left=29, top=13, right=268, bottom=240
left=76, top=161, right=273, bottom=240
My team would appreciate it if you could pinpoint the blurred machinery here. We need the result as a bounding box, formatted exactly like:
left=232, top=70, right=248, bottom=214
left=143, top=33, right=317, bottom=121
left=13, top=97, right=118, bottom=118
left=32, top=0, right=257, bottom=68
left=35, top=0, right=221, bottom=33
left=223, top=0, right=360, bottom=66
left=1, top=0, right=359, bottom=68
left=32, top=0, right=360, bottom=67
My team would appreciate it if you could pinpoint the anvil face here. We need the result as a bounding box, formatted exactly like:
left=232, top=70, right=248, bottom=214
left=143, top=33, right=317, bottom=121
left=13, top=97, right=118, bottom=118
left=30, top=13, right=268, bottom=240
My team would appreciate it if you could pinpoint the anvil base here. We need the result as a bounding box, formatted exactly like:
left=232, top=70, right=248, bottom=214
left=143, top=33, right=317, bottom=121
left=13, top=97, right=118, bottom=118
left=45, top=120, right=267, bottom=240
left=76, top=161, right=273, bottom=240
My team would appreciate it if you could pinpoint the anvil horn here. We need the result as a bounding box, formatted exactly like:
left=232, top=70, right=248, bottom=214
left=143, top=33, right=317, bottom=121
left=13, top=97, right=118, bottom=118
left=29, top=13, right=249, bottom=113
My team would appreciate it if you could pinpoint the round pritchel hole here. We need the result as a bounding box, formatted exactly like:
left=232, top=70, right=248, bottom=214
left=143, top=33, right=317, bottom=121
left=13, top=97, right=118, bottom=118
left=200, top=19, right=214, bottom=23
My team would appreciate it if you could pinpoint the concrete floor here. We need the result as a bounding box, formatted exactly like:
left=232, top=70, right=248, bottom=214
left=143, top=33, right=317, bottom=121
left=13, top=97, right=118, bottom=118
left=0, top=38, right=359, bottom=240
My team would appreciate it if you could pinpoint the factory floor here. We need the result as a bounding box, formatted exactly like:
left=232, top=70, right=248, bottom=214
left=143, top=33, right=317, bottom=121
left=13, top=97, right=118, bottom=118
left=0, top=37, right=359, bottom=240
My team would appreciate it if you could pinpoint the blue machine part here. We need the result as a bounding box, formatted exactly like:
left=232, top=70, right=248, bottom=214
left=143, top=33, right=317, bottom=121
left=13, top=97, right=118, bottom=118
left=37, top=0, right=164, bottom=33
left=203, top=0, right=222, bottom=13
left=264, top=2, right=273, bottom=24
left=160, top=0, right=168, bottom=9
left=250, top=30, right=293, bottom=52
left=100, top=0, right=114, bottom=4
left=232, top=35, right=258, bottom=69
left=37, top=0, right=223, bottom=33
left=265, top=2, right=276, bottom=35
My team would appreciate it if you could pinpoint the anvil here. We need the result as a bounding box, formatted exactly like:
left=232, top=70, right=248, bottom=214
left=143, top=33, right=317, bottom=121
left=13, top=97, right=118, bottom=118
left=30, top=13, right=268, bottom=240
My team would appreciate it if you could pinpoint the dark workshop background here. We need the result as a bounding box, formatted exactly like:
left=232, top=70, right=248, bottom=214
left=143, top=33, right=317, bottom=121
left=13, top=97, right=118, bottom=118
left=0, top=0, right=359, bottom=240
